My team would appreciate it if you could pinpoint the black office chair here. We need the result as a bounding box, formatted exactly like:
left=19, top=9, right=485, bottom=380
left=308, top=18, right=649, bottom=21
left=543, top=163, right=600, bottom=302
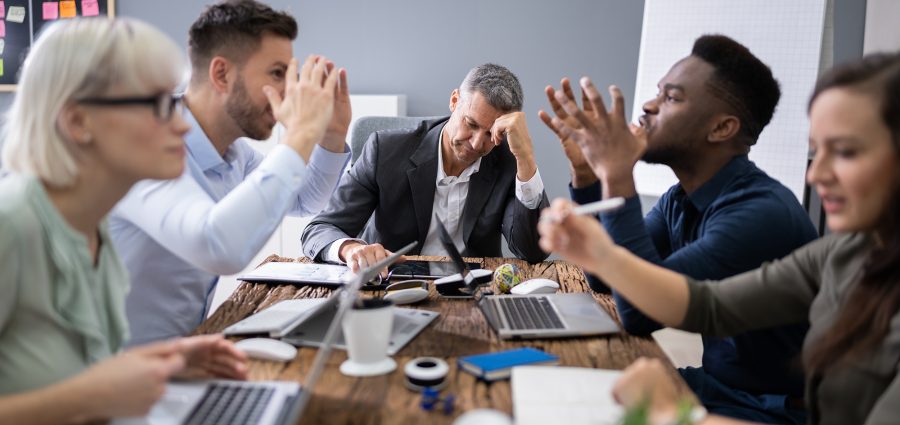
left=348, top=116, right=441, bottom=166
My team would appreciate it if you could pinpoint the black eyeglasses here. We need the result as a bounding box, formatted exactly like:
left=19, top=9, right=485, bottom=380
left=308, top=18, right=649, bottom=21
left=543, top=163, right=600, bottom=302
left=77, top=93, right=184, bottom=122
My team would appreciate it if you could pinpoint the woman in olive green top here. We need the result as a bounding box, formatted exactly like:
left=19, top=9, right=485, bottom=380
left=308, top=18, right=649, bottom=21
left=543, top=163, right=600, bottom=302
left=539, top=53, right=900, bottom=425
left=0, top=18, right=248, bottom=423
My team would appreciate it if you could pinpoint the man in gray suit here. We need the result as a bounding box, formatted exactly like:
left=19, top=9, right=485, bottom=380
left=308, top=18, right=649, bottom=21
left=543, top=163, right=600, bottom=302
left=302, top=63, right=549, bottom=271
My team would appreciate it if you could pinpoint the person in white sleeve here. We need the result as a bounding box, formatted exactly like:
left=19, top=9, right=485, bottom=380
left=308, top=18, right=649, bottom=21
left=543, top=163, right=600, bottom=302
left=110, top=0, right=352, bottom=345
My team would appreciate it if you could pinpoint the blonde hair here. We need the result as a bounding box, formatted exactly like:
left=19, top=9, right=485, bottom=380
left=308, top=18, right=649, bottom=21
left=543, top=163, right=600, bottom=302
left=1, top=17, right=186, bottom=187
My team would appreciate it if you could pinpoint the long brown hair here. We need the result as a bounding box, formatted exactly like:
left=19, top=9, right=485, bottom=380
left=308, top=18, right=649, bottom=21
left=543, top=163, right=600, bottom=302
left=805, top=53, right=900, bottom=373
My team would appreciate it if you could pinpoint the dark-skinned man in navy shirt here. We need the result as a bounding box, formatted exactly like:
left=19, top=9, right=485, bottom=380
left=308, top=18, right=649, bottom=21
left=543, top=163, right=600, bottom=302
left=541, top=35, right=817, bottom=425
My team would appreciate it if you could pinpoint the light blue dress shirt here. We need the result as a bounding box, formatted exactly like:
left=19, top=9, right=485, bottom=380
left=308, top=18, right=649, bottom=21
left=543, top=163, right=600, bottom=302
left=109, top=108, right=350, bottom=346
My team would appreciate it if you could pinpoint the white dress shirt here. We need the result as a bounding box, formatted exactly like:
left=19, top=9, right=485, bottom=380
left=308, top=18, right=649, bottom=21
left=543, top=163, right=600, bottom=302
left=324, top=127, right=543, bottom=262
left=109, top=108, right=350, bottom=345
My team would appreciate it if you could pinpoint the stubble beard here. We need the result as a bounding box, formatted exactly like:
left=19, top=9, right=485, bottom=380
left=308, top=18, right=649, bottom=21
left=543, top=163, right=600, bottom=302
left=641, top=131, right=695, bottom=169
left=225, top=77, right=272, bottom=141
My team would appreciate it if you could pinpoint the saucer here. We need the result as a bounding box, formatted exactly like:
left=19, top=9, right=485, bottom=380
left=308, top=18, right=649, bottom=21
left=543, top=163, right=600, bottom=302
left=339, top=357, right=397, bottom=377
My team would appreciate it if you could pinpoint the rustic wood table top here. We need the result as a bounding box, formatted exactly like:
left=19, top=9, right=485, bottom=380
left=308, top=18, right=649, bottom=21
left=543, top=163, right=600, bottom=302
left=196, top=255, right=688, bottom=425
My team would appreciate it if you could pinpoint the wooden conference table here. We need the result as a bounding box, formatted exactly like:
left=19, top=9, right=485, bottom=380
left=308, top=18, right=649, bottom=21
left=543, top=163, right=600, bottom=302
left=196, top=255, right=688, bottom=424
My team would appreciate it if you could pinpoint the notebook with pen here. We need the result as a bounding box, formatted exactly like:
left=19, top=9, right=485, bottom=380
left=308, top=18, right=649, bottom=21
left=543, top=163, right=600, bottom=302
left=237, top=261, right=355, bottom=287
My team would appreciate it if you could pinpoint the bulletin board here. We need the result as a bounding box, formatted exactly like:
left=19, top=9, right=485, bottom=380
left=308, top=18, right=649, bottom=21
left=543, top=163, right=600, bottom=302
left=0, top=0, right=114, bottom=91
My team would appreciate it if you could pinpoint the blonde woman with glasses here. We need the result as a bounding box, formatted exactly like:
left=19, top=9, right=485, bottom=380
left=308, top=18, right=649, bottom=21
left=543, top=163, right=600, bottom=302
left=0, top=18, right=247, bottom=423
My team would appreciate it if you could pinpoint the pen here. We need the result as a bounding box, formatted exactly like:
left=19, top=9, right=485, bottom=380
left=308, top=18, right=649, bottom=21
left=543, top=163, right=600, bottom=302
left=541, top=197, right=626, bottom=223
left=572, top=196, right=625, bottom=216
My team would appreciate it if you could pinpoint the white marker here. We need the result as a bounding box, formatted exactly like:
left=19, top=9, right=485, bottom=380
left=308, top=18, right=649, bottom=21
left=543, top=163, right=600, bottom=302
left=542, top=197, right=626, bottom=223
left=572, top=196, right=625, bottom=216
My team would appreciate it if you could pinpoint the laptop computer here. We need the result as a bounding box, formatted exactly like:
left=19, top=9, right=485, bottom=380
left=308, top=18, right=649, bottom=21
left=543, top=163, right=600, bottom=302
left=432, top=218, right=619, bottom=340
left=222, top=289, right=438, bottom=355
left=278, top=296, right=437, bottom=355
left=112, top=242, right=417, bottom=425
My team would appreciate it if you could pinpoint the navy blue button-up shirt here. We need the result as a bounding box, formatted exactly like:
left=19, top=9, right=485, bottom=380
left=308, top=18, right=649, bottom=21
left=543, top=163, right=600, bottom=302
left=571, top=155, right=817, bottom=397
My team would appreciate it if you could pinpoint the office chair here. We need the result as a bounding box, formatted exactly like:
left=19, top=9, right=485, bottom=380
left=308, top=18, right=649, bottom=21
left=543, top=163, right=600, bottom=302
left=348, top=116, right=441, bottom=165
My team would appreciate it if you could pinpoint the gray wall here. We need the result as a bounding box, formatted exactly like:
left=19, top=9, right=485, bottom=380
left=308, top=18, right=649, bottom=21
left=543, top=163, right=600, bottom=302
left=0, top=0, right=866, bottom=203
left=120, top=0, right=645, bottom=204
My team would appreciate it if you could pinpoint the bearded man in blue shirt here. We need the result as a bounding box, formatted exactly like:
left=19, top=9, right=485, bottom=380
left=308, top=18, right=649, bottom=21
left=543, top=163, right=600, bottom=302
left=110, top=0, right=352, bottom=346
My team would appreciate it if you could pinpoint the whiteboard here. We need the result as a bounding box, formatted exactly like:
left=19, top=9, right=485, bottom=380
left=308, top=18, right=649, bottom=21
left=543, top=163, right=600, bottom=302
left=632, top=0, right=832, bottom=200
left=864, top=0, right=900, bottom=54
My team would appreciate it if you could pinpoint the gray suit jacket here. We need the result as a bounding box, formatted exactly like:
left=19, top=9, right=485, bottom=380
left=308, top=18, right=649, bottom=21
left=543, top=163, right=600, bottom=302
left=301, top=117, right=549, bottom=263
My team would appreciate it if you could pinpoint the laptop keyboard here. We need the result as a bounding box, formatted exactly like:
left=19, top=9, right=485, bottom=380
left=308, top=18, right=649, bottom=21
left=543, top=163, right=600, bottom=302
left=497, top=297, right=565, bottom=330
left=184, top=383, right=274, bottom=425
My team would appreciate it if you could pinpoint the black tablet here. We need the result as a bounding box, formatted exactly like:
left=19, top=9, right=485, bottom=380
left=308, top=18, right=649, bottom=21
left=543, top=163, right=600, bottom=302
left=389, top=260, right=481, bottom=279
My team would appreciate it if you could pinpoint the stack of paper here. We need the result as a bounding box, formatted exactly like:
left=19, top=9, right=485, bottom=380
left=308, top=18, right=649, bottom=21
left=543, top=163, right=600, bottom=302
left=512, top=366, right=624, bottom=425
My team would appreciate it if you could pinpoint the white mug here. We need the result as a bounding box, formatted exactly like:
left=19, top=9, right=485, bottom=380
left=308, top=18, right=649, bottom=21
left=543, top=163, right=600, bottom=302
left=340, top=298, right=396, bottom=376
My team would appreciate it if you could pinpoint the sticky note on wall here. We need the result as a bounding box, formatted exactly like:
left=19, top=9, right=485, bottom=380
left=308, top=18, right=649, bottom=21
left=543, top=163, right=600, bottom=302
left=7, top=6, right=26, bottom=23
left=82, top=0, right=99, bottom=16
left=43, top=2, right=59, bottom=20
left=60, top=1, right=76, bottom=18
left=0, top=2, right=5, bottom=18
left=0, top=21, right=5, bottom=38
left=0, top=59, right=5, bottom=77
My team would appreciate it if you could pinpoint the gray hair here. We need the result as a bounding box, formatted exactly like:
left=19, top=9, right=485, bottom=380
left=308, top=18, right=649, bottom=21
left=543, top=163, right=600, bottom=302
left=1, top=18, right=186, bottom=187
left=459, top=63, right=523, bottom=112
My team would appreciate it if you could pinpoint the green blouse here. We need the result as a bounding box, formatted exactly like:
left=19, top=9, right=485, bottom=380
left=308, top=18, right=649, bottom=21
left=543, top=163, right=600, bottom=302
left=0, top=175, right=130, bottom=394
left=682, top=233, right=900, bottom=425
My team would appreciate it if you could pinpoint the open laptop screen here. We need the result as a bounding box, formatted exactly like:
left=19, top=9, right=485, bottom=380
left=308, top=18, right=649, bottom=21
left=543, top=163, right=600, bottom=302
left=290, top=241, right=417, bottom=417
left=432, top=214, right=472, bottom=275
left=431, top=215, right=492, bottom=293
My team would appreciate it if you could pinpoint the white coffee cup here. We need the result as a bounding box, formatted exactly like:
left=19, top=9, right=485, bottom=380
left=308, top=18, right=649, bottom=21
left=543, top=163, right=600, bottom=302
left=339, top=298, right=396, bottom=377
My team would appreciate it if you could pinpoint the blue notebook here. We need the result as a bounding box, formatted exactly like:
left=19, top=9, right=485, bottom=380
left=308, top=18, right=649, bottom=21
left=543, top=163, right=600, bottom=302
left=458, top=348, right=559, bottom=381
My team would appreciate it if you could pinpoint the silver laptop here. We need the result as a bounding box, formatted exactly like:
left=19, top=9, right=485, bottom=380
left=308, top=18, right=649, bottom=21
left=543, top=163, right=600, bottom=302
left=478, top=293, right=619, bottom=339
left=432, top=218, right=620, bottom=340
left=223, top=290, right=438, bottom=355
left=113, top=243, right=417, bottom=425
left=278, top=297, right=437, bottom=355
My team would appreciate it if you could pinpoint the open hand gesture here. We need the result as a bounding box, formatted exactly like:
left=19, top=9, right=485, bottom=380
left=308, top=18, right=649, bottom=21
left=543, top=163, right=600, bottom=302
left=323, top=63, right=352, bottom=153
left=543, top=77, right=647, bottom=197
left=263, top=55, right=339, bottom=161
left=539, top=78, right=597, bottom=188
